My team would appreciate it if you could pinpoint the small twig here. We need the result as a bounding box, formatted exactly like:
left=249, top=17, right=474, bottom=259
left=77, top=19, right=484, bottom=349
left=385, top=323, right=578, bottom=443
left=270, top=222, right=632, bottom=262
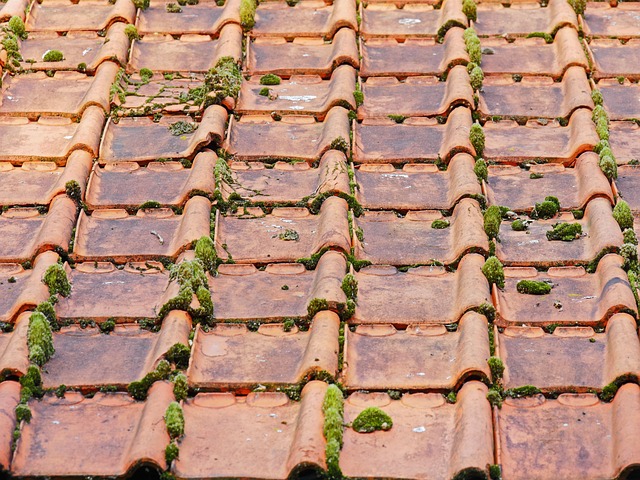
left=150, top=230, right=164, bottom=245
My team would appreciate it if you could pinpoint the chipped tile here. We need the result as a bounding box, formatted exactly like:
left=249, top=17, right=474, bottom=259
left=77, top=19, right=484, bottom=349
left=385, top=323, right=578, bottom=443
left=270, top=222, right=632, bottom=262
left=188, top=311, right=340, bottom=390
left=582, top=2, right=640, bottom=39
left=26, top=0, right=136, bottom=32
left=353, top=253, right=491, bottom=325
left=589, top=38, right=640, bottom=80
left=495, top=254, right=637, bottom=327
left=344, top=311, right=491, bottom=390
left=353, top=198, right=488, bottom=266
left=138, top=0, right=241, bottom=36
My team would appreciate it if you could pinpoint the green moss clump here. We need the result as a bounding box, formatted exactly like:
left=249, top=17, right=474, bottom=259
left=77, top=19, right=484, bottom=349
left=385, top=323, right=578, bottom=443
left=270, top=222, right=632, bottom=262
left=474, top=158, right=488, bottom=182
left=139, top=68, right=153, bottom=82
left=482, top=256, right=504, bottom=289
left=388, top=114, right=406, bottom=124
left=28, top=312, right=55, bottom=366
left=489, top=464, right=502, bottom=480
left=35, top=301, right=57, bottom=329
left=166, top=2, right=182, bottom=12
left=19, top=365, right=43, bottom=402
left=279, top=229, right=299, bottom=241
left=462, top=0, right=477, bottom=21
left=330, top=137, right=349, bottom=154
left=352, top=407, right=393, bottom=433
left=9, top=16, right=27, bottom=40
left=323, top=384, right=344, bottom=479
left=613, top=200, right=634, bottom=230
left=15, top=403, right=31, bottom=424
left=128, top=360, right=172, bottom=400
left=624, top=228, right=638, bottom=245
left=43, top=263, right=71, bottom=297
left=595, top=118, right=609, bottom=141
left=469, top=123, right=485, bottom=157
left=532, top=196, right=560, bottom=219
left=124, top=24, right=139, bottom=41
left=463, top=28, right=482, bottom=65
left=169, top=121, right=196, bottom=136
left=484, top=205, right=502, bottom=240
left=599, top=153, right=617, bottom=181
left=620, top=243, right=638, bottom=270
left=487, top=356, right=504, bottom=382
left=431, top=219, right=450, bottom=229
left=307, top=298, right=329, bottom=319
left=65, top=180, right=82, bottom=203
left=258, top=87, right=270, bottom=97
left=469, top=65, right=484, bottom=91
left=99, top=318, right=116, bottom=333
left=516, top=279, right=552, bottom=295
left=43, top=50, right=64, bottom=62
left=165, top=442, right=179, bottom=464
left=202, top=57, right=242, bottom=106
left=511, top=219, right=527, bottom=231
left=353, top=84, right=364, bottom=107
left=240, top=0, right=257, bottom=30
left=139, top=200, right=161, bottom=210
left=194, top=235, right=217, bottom=274
left=166, top=343, right=191, bottom=370
left=259, top=74, right=281, bottom=85
left=591, top=89, right=604, bottom=107
left=546, top=222, right=582, bottom=241
left=165, top=402, right=185, bottom=439
left=568, top=0, right=586, bottom=15
left=133, top=0, right=150, bottom=8
left=173, top=373, right=189, bottom=401
left=341, top=273, right=358, bottom=301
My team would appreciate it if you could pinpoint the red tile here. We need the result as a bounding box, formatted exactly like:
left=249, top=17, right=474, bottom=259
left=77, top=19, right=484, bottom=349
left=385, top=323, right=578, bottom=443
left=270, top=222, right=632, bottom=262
left=0, top=0, right=29, bottom=22
left=614, top=165, right=640, bottom=213
left=609, top=121, right=640, bottom=165
left=599, top=79, right=640, bottom=121
left=582, top=2, right=640, bottom=39
left=138, top=0, right=241, bottom=36
left=0, top=311, right=30, bottom=377
left=0, top=381, right=20, bottom=470
left=588, top=38, right=640, bottom=80
left=26, top=0, right=136, bottom=32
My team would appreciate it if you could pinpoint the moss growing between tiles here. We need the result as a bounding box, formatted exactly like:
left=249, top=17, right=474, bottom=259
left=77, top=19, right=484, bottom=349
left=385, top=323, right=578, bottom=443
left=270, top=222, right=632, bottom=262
left=128, top=360, right=172, bottom=400
left=489, top=464, right=502, bottom=480
left=330, top=137, right=349, bottom=154
left=43, top=50, right=64, bottom=62
left=613, top=200, right=634, bottom=230
left=516, top=280, right=552, bottom=295
left=487, top=356, right=504, bottom=383
left=20, top=366, right=43, bottom=402
left=428, top=218, right=449, bottom=230
left=352, top=407, right=393, bottom=433
left=259, top=74, right=281, bottom=85
left=65, top=180, right=82, bottom=204
left=599, top=153, right=617, bottom=181
left=166, top=343, right=191, bottom=370
left=8, top=16, right=27, bottom=40
left=124, top=24, right=139, bottom=41
left=484, top=205, right=502, bottom=240
left=166, top=2, right=182, bottom=12
left=532, top=196, right=560, bottom=220
left=15, top=404, right=31, bottom=423
left=43, top=264, right=71, bottom=297
left=323, top=384, right=345, bottom=480
left=591, top=89, right=604, bottom=107
left=469, top=123, right=484, bottom=158
left=469, top=64, right=484, bottom=92
left=353, top=83, right=364, bottom=107
left=504, top=385, right=541, bottom=398
left=165, top=442, right=179, bottom=464
left=27, top=312, right=55, bottom=366
left=511, top=219, right=528, bottom=231
left=546, top=222, right=582, bottom=241
left=194, top=235, right=218, bottom=274
left=526, top=32, right=553, bottom=43
left=35, top=301, right=58, bottom=330
left=476, top=302, right=496, bottom=322
left=99, top=318, right=116, bottom=333
left=624, top=228, right=638, bottom=245
left=474, top=158, right=487, bottom=183
left=621, top=243, right=638, bottom=271
left=568, top=0, right=586, bottom=15
left=307, top=298, right=329, bottom=320
left=388, top=114, right=406, bottom=124
left=173, top=373, right=189, bottom=401
left=133, top=0, right=150, bottom=8
left=482, top=256, right=504, bottom=289
left=462, top=0, right=477, bottom=22
left=463, top=28, right=482, bottom=65
left=240, top=0, right=257, bottom=30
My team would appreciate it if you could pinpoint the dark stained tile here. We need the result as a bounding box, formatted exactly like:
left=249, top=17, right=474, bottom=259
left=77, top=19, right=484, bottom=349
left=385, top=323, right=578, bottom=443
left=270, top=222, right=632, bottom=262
left=26, top=0, right=136, bottom=32
left=582, top=2, right=640, bottom=39
left=138, top=0, right=241, bottom=36
left=588, top=38, right=640, bottom=80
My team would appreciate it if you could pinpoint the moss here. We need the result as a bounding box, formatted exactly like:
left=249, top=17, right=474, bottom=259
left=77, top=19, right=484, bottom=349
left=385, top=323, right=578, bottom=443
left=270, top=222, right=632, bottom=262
left=600, top=382, right=619, bottom=401
left=487, top=356, right=504, bottom=382
left=133, top=0, right=150, bottom=8
left=166, top=343, right=191, bottom=370
left=194, top=236, right=217, bottom=274
left=568, top=0, right=586, bottom=14
left=464, top=28, right=482, bottom=65
left=624, top=228, right=638, bottom=245
left=43, top=50, right=64, bottom=62
left=165, top=402, right=185, bottom=439
left=591, top=89, right=604, bottom=106
left=55, top=384, right=67, bottom=398
left=279, top=229, right=299, bottom=241
left=308, top=298, right=329, bottom=319
left=546, top=222, right=582, bottom=241
left=8, top=16, right=26, bottom=39
left=28, top=312, right=54, bottom=366
left=489, top=464, right=502, bottom=480
left=341, top=273, right=358, bottom=303
left=484, top=205, right=502, bottom=240
left=532, top=196, right=560, bottom=219
left=620, top=243, right=638, bottom=270
left=486, top=387, right=503, bottom=408
left=476, top=302, right=496, bottom=322
left=283, top=318, right=295, bottom=331
left=469, top=123, right=484, bottom=157
left=462, top=0, right=477, bottom=21
left=124, top=24, right=139, bottom=41
left=353, top=83, right=364, bottom=107
left=526, top=32, right=553, bottom=43
left=474, top=158, right=488, bottom=182
left=482, top=256, right=504, bottom=289
left=65, top=180, right=82, bottom=203
left=240, top=0, right=256, bottom=30
left=330, top=137, right=349, bottom=154
left=35, top=301, right=57, bottom=330
left=168, top=121, right=196, bottom=136
left=428, top=219, right=448, bottom=230
left=511, top=219, right=528, bottom=231
left=258, top=87, right=270, bottom=97
left=469, top=65, right=484, bottom=91
left=352, top=407, right=393, bottom=433
left=15, top=404, right=31, bottom=423
left=387, top=390, right=402, bottom=401
left=166, top=2, right=182, bottom=12
left=388, top=114, right=406, bottom=124
left=516, top=279, right=552, bottom=295
left=599, top=153, right=617, bottom=181
left=173, top=373, right=189, bottom=401
left=595, top=118, right=609, bottom=141
left=128, top=360, right=172, bottom=400
left=323, top=384, right=344, bottom=480
left=99, top=318, right=116, bottom=333
left=20, top=366, right=43, bottom=402
left=259, top=74, right=281, bottom=85
left=505, top=385, right=541, bottom=398
left=165, top=442, right=179, bottom=464
left=613, top=200, right=634, bottom=230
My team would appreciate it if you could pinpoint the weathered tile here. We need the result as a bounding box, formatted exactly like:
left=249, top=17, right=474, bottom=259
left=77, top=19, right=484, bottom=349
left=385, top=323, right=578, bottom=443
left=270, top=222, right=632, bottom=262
left=221, top=150, right=351, bottom=206
left=0, top=251, right=59, bottom=323
left=340, top=382, right=494, bottom=480
left=0, top=0, right=29, bottom=22
left=0, top=196, right=76, bottom=264
left=12, top=382, right=173, bottom=477
left=0, top=151, right=93, bottom=207
left=209, top=250, right=348, bottom=322
left=485, top=152, right=614, bottom=213
left=354, top=107, right=474, bottom=164
left=138, top=0, right=241, bottom=35
left=588, top=38, right=640, bottom=80
left=26, top=0, right=136, bottom=32
left=99, top=105, right=227, bottom=164
left=614, top=165, right=640, bottom=213
left=224, top=106, right=350, bottom=162
left=188, top=311, right=340, bottom=391
left=474, top=0, right=577, bottom=37
left=215, top=196, right=351, bottom=264
left=0, top=311, right=29, bottom=377
left=55, top=261, right=176, bottom=323
left=0, top=381, right=19, bottom=470
left=599, top=78, right=640, bottom=121
left=494, top=254, right=637, bottom=327
left=360, top=26, right=468, bottom=77
left=237, top=65, right=357, bottom=118
left=85, top=151, right=216, bottom=210
left=343, top=311, right=491, bottom=390
left=0, top=106, right=104, bottom=165
left=175, top=381, right=327, bottom=479
left=359, top=65, right=474, bottom=119
left=480, top=28, right=588, bottom=79
left=497, top=384, right=640, bottom=480
left=18, top=24, right=130, bottom=73
left=353, top=198, right=488, bottom=266
left=581, top=2, right=640, bottom=39
left=483, top=109, right=599, bottom=165
left=478, top=66, right=593, bottom=120
left=354, top=153, right=482, bottom=210
left=609, top=121, right=640, bottom=164
left=360, top=0, right=467, bottom=39
left=498, top=313, right=640, bottom=392
left=43, top=311, right=192, bottom=389
left=247, top=28, right=359, bottom=77
left=0, top=62, right=118, bottom=118
left=129, top=25, right=243, bottom=73
left=496, top=197, right=622, bottom=267
left=253, top=0, right=357, bottom=38
left=73, top=196, right=211, bottom=263
left=353, top=253, right=491, bottom=325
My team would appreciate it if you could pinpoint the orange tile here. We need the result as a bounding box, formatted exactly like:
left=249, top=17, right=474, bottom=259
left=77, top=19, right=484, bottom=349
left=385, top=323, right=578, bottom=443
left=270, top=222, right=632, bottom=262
left=0, top=311, right=30, bottom=377
left=582, top=2, right=640, bottom=39
left=589, top=38, right=640, bottom=80
left=615, top=165, right=640, bottom=213
left=26, top=0, right=136, bottom=32
left=599, top=80, right=640, bottom=121
left=0, top=381, right=20, bottom=470
left=138, top=0, right=241, bottom=36
left=609, top=121, right=640, bottom=165
left=0, top=0, right=29, bottom=22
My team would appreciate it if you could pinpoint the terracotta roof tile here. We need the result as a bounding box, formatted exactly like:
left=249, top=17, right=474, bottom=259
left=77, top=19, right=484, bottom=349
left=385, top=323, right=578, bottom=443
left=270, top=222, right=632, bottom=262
left=588, top=38, right=640, bottom=80
left=343, top=311, right=491, bottom=390
left=581, top=2, right=640, bottom=39
left=0, top=381, right=20, bottom=470
left=85, top=151, right=217, bottom=210
left=12, top=381, right=173, bottom=477
left=99, top=105, right=227, bottom=164
left=359, top=65, right=474, bottom=119
left=0, top=251, right=59, bottom=323
left=478, top=66, right=593, bottom=120
left=222, top=151, right=351, bottom=206
left=0, top=311, right=31, bottom=377
left=614, top=165, right=640, bottom=213
left=215, top=196, right=351, bottom=264
left=0, top=151, right=93, bottom=207
left=128, top=24, right=243, bottom=74
left=137, top=0, right=241, bottom=36
left=73, top=196, right=211, bottom=263
left=360, top=27, right=468, bottom=78
left=188, top=311, right=340, bottom=390
left=0, top=62, right=118, bottom=117
left=224, top=107, right=351, bottom=162
left=43, top=311, right=191, bottom=389
left=353, top=253, right=491, bottom=326
left=354, top=106, right=474, bottom=163
left=253, top=0, right=358, bottom=39
left=483, top=109, right=599, bottom=165
left=608, top=121, right=640, bottom=165
left=497, top=384, right=640, bottom=480
left=210, top=250, right=348, bottom=322
left=354, top=153, right=482, bottom=210
left=55, top=261, right=175, bottom=323
left=0, top=106, right=104, bottom=164
left=25, top=0, right=136, bottom=32
left=598, top=78, right=640, bottom=121
left=175, top=381, right=327, bottom=479
left=246, top=28, right=359, bottom=78
left=237, top=65, right=357, bottom=118
left=360, top=0, right=467, bottom=39
left=494, top=254, right=637, bottom=327
left=473, top=0, right=577, bottom=37
left=480, top=27, right=587, bottom=79
left=340, top=381, right=494, bottom=479
left=485, top=153, right=614, bottom=212
left=352, top=198, right=488, bottom=265
left=497, top=313, right=640, bottom=392
left=0, top=0, right=29, bottom=22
